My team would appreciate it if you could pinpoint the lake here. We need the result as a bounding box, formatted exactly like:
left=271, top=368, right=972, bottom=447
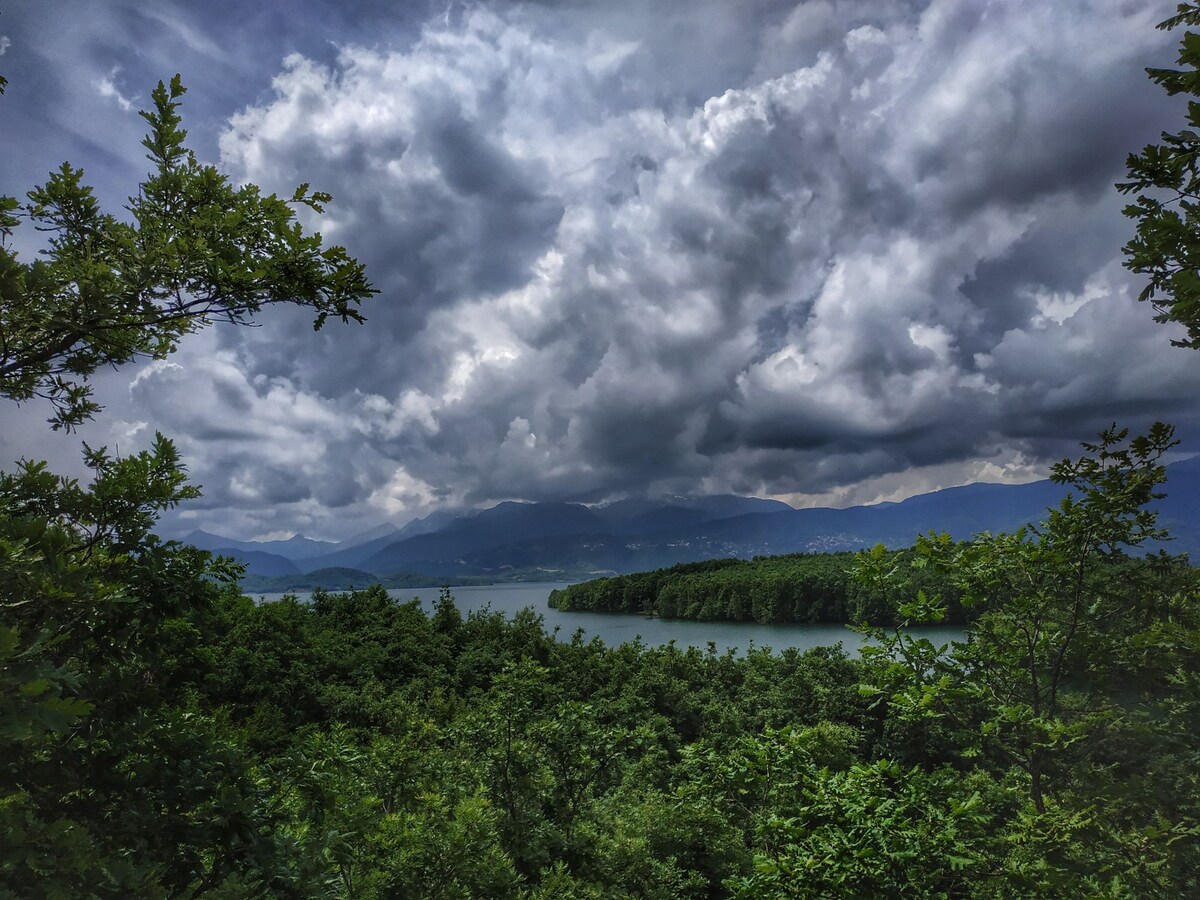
left=251, top=581, right=967, bottom=655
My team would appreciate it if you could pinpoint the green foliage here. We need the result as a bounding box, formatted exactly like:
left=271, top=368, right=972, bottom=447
left=726, top=760, right=996, bottom=899
left=0, top=437, right=286, bottom=897
left=1119, top=4, right=1200, bottom=347
left=0, top=75, right=374, bottom=428
left=267, top=725, right=520, bottom=898
left=855, top=424, right=1200, bottom=894
left=0, top=433, right=202, bottom=747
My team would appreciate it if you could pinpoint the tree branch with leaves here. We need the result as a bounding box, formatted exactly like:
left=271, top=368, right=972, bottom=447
left=0, top=75, right=375, bottom=429
left=1119, top=4, right=1200, bottom=347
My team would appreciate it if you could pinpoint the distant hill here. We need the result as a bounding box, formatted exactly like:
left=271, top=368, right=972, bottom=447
left=659, top=477, right=1074, bottom=559
left=184, top=529, right=335, bottom=561
left=339, top=523, right=400, bottom=547
left=356, top=501, right=608, bottom=574
left=294, top=511, right=465, bottom=572
left=184, top=529, right=254, bottom=554
left=355, top=481, right=1070, bottom=579
left=238, top=566, right=379, bottom=592
left=183, top=522, right=401, bottom=574
left=209, top=548, right=301, bottom=578
left=393, top=510, right=461, bottom=540
left=186, top=462, right=1200, bottom=584
left=297, top=531, right=426, bottom=572
left=594, top=494, right=793, bottom=534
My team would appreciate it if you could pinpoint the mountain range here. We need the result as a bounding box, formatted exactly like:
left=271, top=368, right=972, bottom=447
left=184, top=457, right=1200, bottom=587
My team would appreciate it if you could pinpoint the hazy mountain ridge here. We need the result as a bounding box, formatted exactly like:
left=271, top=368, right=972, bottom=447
left=208, top=548, right=301, bottom=578
left=186, top=461, right=1200, bottom=581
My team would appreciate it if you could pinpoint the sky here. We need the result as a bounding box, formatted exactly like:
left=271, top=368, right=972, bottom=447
left=3, top=0, right=1199, bottom=541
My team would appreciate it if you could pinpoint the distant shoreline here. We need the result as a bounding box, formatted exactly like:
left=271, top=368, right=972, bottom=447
left=236, top=567, right=583, bottom=593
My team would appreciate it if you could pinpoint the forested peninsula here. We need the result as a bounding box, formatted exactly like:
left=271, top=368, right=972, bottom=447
left=548, top=550, right=970, bottom=624
left=549, top=547, right=1189, bottom=627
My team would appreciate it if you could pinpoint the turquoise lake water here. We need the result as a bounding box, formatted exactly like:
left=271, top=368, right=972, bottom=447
left=252, top=581, right=966, bottom=656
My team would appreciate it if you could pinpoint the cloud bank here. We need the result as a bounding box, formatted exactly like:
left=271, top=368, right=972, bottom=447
left=5, top=0, right=1199, bottom=538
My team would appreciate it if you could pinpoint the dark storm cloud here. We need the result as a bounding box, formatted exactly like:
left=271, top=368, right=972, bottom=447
left=210, top=39, right=570, bottom=401
left=5, top=0, right=1200, bottom=538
